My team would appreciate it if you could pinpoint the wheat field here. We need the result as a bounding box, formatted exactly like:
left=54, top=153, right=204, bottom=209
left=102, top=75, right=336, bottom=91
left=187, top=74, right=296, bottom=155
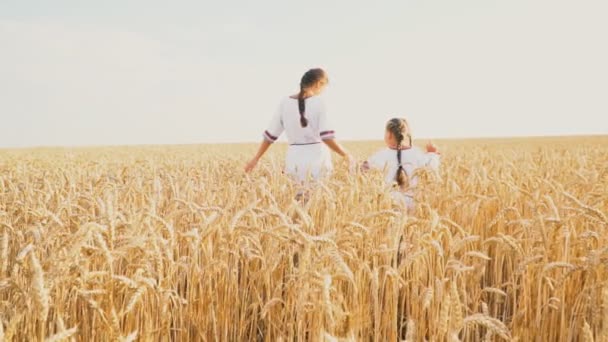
left=0, top=136, right=607, bottom=341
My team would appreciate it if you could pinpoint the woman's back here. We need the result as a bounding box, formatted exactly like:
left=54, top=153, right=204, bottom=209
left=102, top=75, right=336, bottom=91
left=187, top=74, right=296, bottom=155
left=264, top=95, right=334, bottom=145
left=245, top=67, right=350, bottom=179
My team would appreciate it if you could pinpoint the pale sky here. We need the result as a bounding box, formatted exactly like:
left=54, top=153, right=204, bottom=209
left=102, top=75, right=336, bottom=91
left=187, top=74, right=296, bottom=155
left=1, top=0, right=607, bottom=147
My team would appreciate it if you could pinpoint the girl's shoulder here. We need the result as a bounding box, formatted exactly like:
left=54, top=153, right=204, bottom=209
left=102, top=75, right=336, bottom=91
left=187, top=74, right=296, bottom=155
left=396, top=146, right=425, bottom=163
left=366, top=148, right=392, bottom=169
left=369, top=148, right=394, bottom=162
left=372, top=147, right=393, bottom=155
left=408, top=146, right=425, bottom=154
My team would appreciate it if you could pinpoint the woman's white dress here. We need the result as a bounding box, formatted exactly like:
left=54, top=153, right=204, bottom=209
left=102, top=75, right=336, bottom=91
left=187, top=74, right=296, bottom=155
left=263, top=95, right=335, bottom=182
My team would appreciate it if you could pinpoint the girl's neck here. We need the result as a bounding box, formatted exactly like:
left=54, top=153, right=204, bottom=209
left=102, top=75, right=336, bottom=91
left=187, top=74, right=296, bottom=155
left=388, top=143, right=411, bottom=150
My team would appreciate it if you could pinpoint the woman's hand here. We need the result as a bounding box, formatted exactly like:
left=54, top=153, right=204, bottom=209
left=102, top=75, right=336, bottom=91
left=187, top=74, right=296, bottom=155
left=343, top=152, right=353, bottom=164
left=323, top=139, right=350, bottom=160
left=244, top=158, right=259, bottom=173
left=343, top=153, right=357, bottom=173
left=426, top=141, right=438, bottom=153
left=245, top=140, right=272, bottom=173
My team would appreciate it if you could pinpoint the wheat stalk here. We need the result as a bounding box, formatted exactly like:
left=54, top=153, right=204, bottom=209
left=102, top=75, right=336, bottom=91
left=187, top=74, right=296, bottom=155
left=0, top=230, right=8, bottom=276
left=582, top=320, right=594, bottom=342
left=463, top=313, right=511, bottom=340
left=44, top=327, right=78, bottom=342
left=29, top=252, right=50, bottom=320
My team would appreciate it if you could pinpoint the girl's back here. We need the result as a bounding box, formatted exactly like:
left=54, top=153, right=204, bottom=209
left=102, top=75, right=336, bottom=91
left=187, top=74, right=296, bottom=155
left=367, top=146, right=440, bottom=189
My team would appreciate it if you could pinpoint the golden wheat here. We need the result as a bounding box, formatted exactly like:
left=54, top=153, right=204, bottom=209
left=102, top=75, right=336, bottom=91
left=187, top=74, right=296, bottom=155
left=0, top=136, right=606, bottom=340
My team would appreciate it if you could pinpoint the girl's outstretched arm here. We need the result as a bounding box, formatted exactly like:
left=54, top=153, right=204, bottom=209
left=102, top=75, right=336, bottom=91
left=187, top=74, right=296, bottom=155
left=245, top=140, right=272, bottom=172
left=422, top=141, right=441, bottom=171
left=426, top=141, right=438, bottom=153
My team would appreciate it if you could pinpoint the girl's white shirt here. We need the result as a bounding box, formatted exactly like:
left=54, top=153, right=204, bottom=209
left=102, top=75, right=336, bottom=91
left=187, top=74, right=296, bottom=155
left=263, top=95, right=335, bottom=144
left=367, top=146, right=440, bottom=189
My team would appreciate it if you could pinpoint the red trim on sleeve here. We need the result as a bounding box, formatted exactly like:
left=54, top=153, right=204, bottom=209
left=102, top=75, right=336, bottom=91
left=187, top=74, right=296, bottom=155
left=264, top=130, right=278, bottom=142
left=320, top=130, right=335, bottom=140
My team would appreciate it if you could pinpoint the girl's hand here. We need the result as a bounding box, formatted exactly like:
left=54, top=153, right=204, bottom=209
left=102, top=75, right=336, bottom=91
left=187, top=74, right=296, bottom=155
left=360, top=161, right=370, bottom=172
left=244, top=158, right=258, bottom=173
left=426, top=141, right=438, bottom=153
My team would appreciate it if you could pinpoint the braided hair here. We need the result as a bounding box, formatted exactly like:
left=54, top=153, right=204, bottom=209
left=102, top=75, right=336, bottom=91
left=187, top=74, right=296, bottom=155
left=298, top=68, right=327, bottom=127
left=386, top=118, right=412, bottom=189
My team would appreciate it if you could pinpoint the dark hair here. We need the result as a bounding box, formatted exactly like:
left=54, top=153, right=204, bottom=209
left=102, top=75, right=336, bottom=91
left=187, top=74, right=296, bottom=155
left=298, top=68, right=327, bottom=127
left=386, top=118, right=412, bottom=189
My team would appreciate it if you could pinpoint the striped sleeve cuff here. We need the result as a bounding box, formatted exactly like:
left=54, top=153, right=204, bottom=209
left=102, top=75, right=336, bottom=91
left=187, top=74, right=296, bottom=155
left=263, top=130, right=278, bottom=143
left=320, top=130, right=335, bottom=140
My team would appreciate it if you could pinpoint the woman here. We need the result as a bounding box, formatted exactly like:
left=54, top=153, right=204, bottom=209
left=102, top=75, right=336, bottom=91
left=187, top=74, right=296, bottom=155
left=244, top=68, right=351, bottom=181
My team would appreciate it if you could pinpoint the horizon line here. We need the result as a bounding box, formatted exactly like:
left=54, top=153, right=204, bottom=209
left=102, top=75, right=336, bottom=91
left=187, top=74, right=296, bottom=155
left=1, top=133, right=607, bottom=151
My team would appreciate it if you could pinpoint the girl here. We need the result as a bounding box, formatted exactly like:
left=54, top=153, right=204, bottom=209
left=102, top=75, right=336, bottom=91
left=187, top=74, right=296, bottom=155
left=245, top=68, right=351, bottom=181
left=363, top=118, right=440, bottom=210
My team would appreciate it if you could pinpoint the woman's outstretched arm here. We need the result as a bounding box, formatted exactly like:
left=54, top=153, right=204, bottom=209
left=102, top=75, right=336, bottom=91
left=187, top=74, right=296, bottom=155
left=323, top=138, right=347, bottom=157
left=245, top=140, right=272, bottom=172
left=323, top=139, right=352, bottom=162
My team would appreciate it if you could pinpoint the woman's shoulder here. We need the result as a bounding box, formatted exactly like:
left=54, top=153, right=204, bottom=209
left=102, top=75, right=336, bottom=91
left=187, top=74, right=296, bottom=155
left=309, top=94, right=325, bottom=101
left=280, top=95, right=324, bottom=105
left=281, top=96, right=296, bottom=103
left=283, top=94, right=325, bottom=101
left=304, top=95, right=325, bottom=108
left=278, top=96, right=298, bottom=110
